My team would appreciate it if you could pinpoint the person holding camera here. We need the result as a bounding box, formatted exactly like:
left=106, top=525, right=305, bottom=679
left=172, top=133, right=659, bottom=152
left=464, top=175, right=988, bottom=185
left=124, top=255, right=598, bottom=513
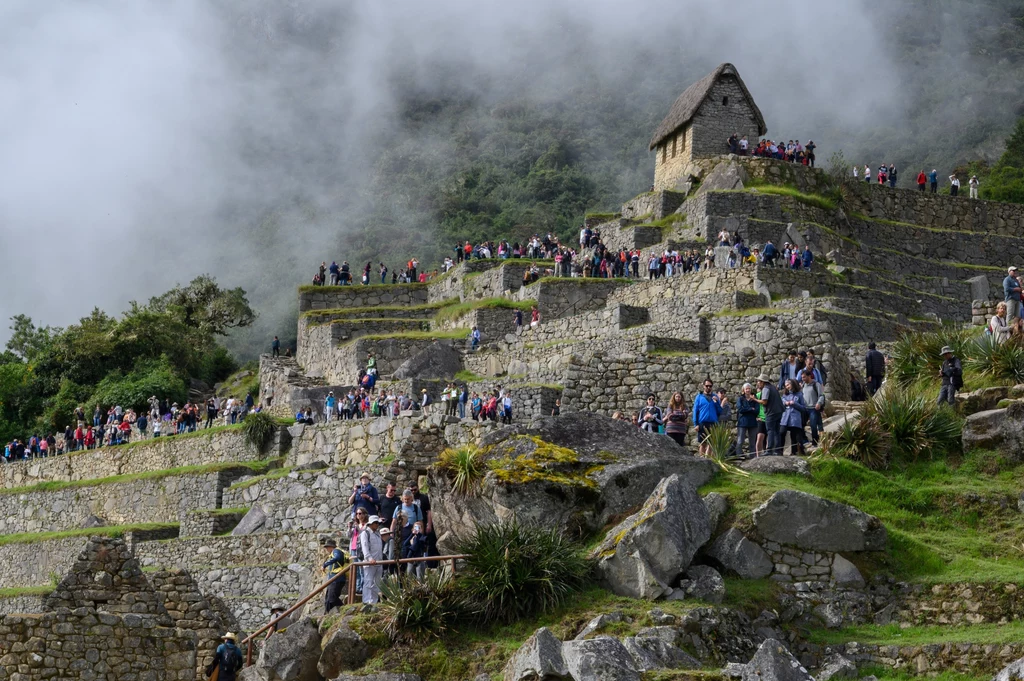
left=349, top=472, right=380, bottom=517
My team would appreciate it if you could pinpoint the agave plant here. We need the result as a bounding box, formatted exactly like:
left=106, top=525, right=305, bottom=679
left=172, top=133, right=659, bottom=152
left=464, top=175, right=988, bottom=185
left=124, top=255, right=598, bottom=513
left=966, top=334, right=1024, bottom=384
left=865, top=391, right=931, bottom=461
left=702, top=424, right=749, bottom=476
left=241, top=411, right=277, bottom=453
left=435, top=445, right=484, bottom=495
left=375, top=571, right=463, bottom=641
left=821, top=415, right=890, bottom=470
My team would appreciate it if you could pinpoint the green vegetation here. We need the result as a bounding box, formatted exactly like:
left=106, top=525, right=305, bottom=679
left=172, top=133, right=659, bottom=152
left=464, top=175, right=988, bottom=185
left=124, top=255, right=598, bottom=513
left=353, top=329, right=470, bottom=343
left=713, top=307, right=776, bottom=318
left=0, top=276, right=254, bottom=441
left=216, top=362, right=260, bottom=399
left=435, top=446, right=485, bottom=495
left=746, top=184, right=837, bottom=211
left=0, top=586, right=54, bottom=598
left=453, top=370, right=483, bottom=382
left=888, top=326, right=1023, bottom=389
left=242, top=411, right=278, bottom=452
left=432, top=297, right=536, bottom=324
left=0, top=522, right=179, bottom=548
left=0, top=459, right=282, bottom=496
left=377, top=571, right=464, bottom=641
left=453, top=519, right=591, bottom=624
left=702, top=450, right=1024, bottom=583
left=227, top=463, right=295, bottom=491
left=583, top=212, right=619, bottom=221
left=980, top=116, right=1024, bottom=203
left=808, top=621, right=1024, bottom=647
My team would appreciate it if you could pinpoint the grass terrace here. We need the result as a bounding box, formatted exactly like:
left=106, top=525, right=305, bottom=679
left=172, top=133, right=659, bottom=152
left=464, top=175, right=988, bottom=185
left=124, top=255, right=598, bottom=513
left=432, top=298, right=536, bottom=324
left=299, top=282, right=428, bottom=294
left=0, top=458, right=284, bottom=496
left=0, top=522, right=180, bottom=548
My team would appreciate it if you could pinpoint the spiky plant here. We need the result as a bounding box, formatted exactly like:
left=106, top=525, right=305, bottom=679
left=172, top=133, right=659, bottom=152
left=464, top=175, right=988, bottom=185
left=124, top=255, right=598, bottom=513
left=821, top=415, right=890, bottom=470
left=241, top=411, right=277, bottom=453
left=435, top=445, right=484, bottom=496
left=375, top=571, right=463, bottom=642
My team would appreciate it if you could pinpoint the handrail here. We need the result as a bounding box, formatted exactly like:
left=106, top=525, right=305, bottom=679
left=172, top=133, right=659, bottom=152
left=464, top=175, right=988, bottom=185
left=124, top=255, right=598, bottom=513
left=239, top=553, right=469, bottom=666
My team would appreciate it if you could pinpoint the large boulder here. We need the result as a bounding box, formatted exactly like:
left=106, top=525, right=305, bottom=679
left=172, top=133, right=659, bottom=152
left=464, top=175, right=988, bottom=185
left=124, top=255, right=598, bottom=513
left=232, top=504, right=268, bottom=536
left=962, top=404, right=1024, bottom=461
left=752, top=490, right=887, bottom=552
left=430, top=412, right=717, bottom=547
left=561, top=637, right=641, bottom=681
left=502, top=627, right=568, bottom=681
left=317, top=625, right=369, bottom=678
left=738, top=456, right=811, bottom=478
left=706, top=528, right=774, bottom=579
left=392, top=341, right=462, bottom=379
left=816, top=653, right=857, bottom=681
left=741, top=639, right=814, bottom=681
left=591, top=474, right=711, bottom=599
left=622, top=635, right=700, bottom=672
left=995, top=655, right=1024, bottom=681
left=703, top=493, right=729, bottom=533
left=958, top=386, right=1011, bottom=416
left=696, top=160, right=749, bottom=194
left=678, top=565, right=726, bottom=604
left=254, top=617, right=322, bottom=681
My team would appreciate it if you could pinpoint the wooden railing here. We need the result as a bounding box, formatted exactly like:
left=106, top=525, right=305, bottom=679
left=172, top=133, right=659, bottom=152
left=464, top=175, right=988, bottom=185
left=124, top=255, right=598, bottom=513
left=239, top=553, right=468, bottom=666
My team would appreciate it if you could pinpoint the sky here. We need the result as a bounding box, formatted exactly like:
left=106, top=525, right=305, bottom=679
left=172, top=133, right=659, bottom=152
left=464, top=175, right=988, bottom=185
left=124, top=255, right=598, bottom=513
left=0, top=0, right=1007, bottom=350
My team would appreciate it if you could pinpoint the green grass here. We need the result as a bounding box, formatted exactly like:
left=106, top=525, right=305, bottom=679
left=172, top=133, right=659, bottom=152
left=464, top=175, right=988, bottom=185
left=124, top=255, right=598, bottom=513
left=454, top=370, right=483, bottom=382
left=0, top=458, right=283, bottom=496
left=432, top=297, right=536, bottom=324
left=584, top=211, right=619, bottom=221
left=227, top=465, right=295, bottom=491
left=354, top=329, right=470, bottom=343
left=701, top=451, right=1024, bottom=583
left=807, top=621, right=1024, bottom=646
left=299, top=300, right=458, bottom=319
left=0, top=522, right=179, bottom=548
left=713, top=307, right=777, bottom=318
left=746, top=184, right=837, bottom=211
left=0, top=586, right=54, bottom=598
left=647, top=214, right=687, bottom=229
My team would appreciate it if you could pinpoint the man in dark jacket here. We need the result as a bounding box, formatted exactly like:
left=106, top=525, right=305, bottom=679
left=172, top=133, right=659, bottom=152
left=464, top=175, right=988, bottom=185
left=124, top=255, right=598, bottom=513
left=938, top=346, right=962, bottom=406
left=756, top=373, right=785, bottom=456
left=205, top=632, right=243, bottom=681
left=864, top=342, right=886, bottom=396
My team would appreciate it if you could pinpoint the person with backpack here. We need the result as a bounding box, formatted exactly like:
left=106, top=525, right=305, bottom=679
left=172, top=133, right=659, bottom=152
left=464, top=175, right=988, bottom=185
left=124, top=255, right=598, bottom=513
left=938, top=346, right=963, bottom=406
left=321, top=538, right=348, bottom=613
left=205, top=633, right=243, bottom=681
left=800, top=369, right=826, bottom=448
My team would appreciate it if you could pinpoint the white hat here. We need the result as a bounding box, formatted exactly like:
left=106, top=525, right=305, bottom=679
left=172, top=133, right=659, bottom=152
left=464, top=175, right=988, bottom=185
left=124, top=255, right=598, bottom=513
left=367, top=515, right=382, bottom=525
left=223, top=632, right=236, bottom=641
left=1010, top=266, right=1018, bottom=273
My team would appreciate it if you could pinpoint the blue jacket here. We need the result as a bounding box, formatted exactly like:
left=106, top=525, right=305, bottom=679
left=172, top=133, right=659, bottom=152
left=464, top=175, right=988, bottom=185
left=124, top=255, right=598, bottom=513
left=736, top=395, right=759, bottom=428
left=802, top=249, right=813, bottom=268
left=778, top=360, right=802, bottom=389
left=780, top=392, right=808, bottom=428
left=928, top=171, right=938, bottom=184
left=692, top=392, right=722, bottom=426
left=1005, top=275, right=1021, bottom=301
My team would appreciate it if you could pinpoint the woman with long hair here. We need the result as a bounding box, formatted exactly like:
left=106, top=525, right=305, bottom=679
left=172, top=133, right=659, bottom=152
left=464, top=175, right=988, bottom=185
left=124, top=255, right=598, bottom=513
left=664, top=392, right=689, bottom=447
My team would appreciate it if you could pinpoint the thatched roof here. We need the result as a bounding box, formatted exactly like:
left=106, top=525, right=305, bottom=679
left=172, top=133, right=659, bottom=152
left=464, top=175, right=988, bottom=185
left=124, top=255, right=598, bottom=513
left=649, top=63, right=766, bottom=150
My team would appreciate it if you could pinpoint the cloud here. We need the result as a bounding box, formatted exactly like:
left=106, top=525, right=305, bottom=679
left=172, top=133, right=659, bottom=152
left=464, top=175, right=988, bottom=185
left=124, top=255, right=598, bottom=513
left=0, top=0, right=963, bottom=347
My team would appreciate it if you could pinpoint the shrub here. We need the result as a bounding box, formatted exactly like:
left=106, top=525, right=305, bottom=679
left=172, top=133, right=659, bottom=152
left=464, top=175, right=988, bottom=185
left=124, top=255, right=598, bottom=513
left=435, top=446, right=484, bottom=495
left=242, top=411, right=277, bottom=452
left=865, top=391, right=932, bottom=461
left=375, top=571, right=464, bottom=642
left=887, top=326, right=976, bottom=387
left=821, top=415, right=890, bottom=470
left=454, top=518, right=591, bottom=624
left=966, top=335, right=1024, bottom=384
left=86, top=357, right=188, bottom=414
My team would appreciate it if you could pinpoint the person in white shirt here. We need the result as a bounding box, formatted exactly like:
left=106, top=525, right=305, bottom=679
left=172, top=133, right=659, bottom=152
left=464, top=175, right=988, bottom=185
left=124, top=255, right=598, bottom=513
left=739, top=136, right=749, bottom=154
left=852, top=165, right=859, bottom=180
left=949, top=175, right=961, bottom=197
left=991, top=302, right=1012, bottom=344
left=969, top=175, right=980, bottom=199
left=863, top=165, right=871, bottom=183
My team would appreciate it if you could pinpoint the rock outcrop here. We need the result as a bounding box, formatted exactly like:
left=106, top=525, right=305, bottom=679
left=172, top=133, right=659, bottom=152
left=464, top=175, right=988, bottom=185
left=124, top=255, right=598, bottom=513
left=741, top=639, right=814, bottom=681
left=503, top=627, right=568, bottom=681
left=706, top=528, right=774, bottom=579
left=561, top=637, right=641, bottom=681
left=752, top=490, right=887, bottom=552
left=678, top=565, right=726, bottom=604
left=252, top=617, right=322, bottom=681
left=392, top=341, right=463, bottom=379
left=995, top=654, right=1024, bottom=681
left=592, top=474, right=711, bottom=599
left=430, top=412, right=716, bottom=546
left=962, top=403, right=1024, bottom=461
left=318, top=624, right=370, bottom=678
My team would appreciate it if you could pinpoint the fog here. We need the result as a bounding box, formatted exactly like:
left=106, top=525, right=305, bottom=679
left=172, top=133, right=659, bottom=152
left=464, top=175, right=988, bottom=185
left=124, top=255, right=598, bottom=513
left=0, top=0, right=1009, bottom=352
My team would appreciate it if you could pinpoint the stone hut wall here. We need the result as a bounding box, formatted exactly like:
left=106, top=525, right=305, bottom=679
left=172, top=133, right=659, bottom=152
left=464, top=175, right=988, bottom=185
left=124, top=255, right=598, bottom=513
left=621, top=190, right=687, bottom=221
left=0, top=612, right=196, bottom=681
left=654, top=125, right=694, bottom=191
left=690, top=77, right=762, bottom=158
left=298, top=284, right=429, bottom=312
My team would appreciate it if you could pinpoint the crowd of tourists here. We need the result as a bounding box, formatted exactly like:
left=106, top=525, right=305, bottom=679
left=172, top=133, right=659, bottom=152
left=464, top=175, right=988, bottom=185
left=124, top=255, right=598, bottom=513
left=3, top=394, right=267, bottom=461
left=319, top=473, right=438, bottom=607
left=854, top=164, right=981, bottom=198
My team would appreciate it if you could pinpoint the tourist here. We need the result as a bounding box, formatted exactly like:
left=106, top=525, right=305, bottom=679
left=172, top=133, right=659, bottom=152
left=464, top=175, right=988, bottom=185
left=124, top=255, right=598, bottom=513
left=990, top=302, right=1012, bottom=344
left=917, top=170, right=927, bottom=192
left=780, top=379, right=808, bottom=456
left=806, top=348, right=828, bottom=385
left=664, top=392, right=689, bottom=447
left=421, top=389, right=432, bottom=415
left=755, top=374, right=784, bottom=456
left=409, top=480, right=437, bottom=561
left=929, top=169, right=938, bottom=193
left=949, top=174, right=960, bottom=197
left=888, top=164, right=897, bottom=188
left=692, top=379, right=723, bottom=457
left=777, top=350, right=802, bottom=389
left=551, top=399, right=561, bottom=416
left=459, top=385, right=469, bottom=419
left=800, top=369, right=826, bottom=447
left=878, top=164, right=887, bottom=185
left=471, top=326, right=481, bottom=350
left=349, top=473, right=380, bottom=517
left=380, top=527, right=397, bottom=575
left=850, top=371, right=867, bottom=401
left=501, top=391, right=513, bottom=424
left=805, top=140, right=815, bottom=167
left=736, top=383, right=758, bottom=458
left=205, top=633, right=243, bottom=681
left=864, top=342, right=885, bottom=396
left=349, top=510, right=367, bottom=595
left=321, top=539, right=348, bottom=613
left=359, top=516, right=384, bottom=604
left=863, top=164, right=871, bottom=183
left=1006, top=267, right=1022, bottom=320
left=390, top=488, right=426, bottom=567
left=937, top=345, right=963, bottom=406
left=970, top=175, right=980, bottom=199
left=271, top=336, right=280, bottom=357
left=853, top=165, right=860, bottom=181
left=638, top=394, right=663, bottom=433
left=403, top=521, right=430, bottom=580
left=513, top=308, right=523, bottom=333
left=530, top=306, right=540, bottom=328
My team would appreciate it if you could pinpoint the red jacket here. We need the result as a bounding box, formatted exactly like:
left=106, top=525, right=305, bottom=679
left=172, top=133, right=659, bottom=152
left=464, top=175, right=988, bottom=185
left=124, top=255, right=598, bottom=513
left=917, top=172, right=926, bottom=185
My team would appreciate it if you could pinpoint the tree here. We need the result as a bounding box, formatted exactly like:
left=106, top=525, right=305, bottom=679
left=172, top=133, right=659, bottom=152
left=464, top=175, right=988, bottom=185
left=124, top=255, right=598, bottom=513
left=5, top=315, right=54, bottom=363
left=147, top=275, right=257, bottom=336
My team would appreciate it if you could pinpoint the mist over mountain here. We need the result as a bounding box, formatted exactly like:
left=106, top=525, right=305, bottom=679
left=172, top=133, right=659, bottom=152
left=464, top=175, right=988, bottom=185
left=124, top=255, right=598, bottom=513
left=2, top=0, right=1023, bottom=356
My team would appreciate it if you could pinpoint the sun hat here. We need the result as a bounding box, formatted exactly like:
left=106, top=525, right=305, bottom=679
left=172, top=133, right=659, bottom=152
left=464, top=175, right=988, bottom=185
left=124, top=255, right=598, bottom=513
left=379, top=527, right=392, bottom=536
left=360, top=472, right=371, bottom=480
left=940, top=346, right=954, bottom=355
left=323, top=538, right=337, bottom=548
left=756, top=374, right=772, bottom=383
left=1010, top=266, right=1018, bottom=273
left=367, top=515, right=382, bottom=525
left=223, top=632, right=236, bottom=641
